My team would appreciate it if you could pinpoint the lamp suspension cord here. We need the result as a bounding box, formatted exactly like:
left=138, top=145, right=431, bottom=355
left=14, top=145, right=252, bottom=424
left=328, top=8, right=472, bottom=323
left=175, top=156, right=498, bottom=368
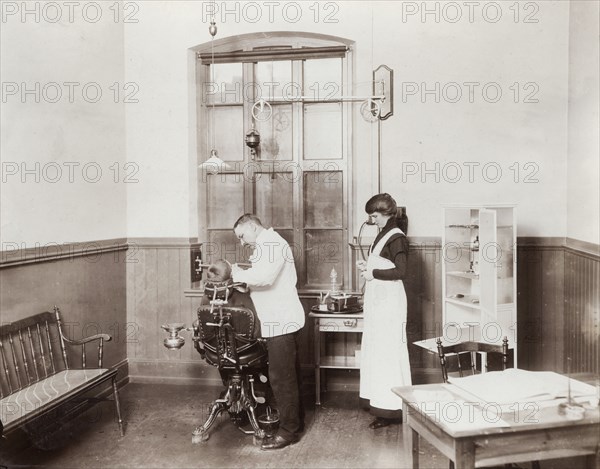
left=205, top=56, right=209, bottom=159
left=210, top=15, right=215, bottom=152
left=269, top=59, right=277, bottom=182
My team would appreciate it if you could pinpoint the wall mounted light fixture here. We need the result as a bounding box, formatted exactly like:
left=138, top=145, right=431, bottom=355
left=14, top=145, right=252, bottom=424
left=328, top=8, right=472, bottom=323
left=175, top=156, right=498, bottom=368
left=245, top=124, right=261, bottom=159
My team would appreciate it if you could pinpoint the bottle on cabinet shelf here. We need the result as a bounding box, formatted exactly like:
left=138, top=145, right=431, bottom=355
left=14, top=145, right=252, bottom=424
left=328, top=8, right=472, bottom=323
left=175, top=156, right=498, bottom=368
left=330, top=268, right=338, bottom=294
left=472, top=235, right=480, bottom=251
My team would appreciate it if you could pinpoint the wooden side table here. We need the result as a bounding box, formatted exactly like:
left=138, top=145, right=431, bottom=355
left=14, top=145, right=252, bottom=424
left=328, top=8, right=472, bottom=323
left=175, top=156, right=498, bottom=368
left=309, top=308, right=364, bottom=405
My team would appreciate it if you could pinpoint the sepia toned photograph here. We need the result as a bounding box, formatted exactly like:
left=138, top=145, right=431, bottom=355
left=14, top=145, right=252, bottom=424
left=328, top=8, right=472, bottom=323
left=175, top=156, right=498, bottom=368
left=1, top=1, right=598, bottom=468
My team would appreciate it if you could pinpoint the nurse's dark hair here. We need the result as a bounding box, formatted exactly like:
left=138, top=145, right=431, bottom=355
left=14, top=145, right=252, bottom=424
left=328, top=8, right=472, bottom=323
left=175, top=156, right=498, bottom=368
left=234, top=213, right=263, bottom=229
left=365, top=193, right=397, bottom=217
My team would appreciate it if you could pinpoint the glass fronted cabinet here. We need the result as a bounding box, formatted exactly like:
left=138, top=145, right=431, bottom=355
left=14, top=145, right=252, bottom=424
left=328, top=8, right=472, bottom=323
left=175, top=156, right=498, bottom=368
left=441, top=204, right=517, bottom=365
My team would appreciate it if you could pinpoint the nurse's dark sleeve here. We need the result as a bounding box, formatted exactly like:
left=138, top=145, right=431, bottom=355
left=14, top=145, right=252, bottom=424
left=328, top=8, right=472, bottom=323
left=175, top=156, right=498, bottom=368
left=372, top=235, right=408, bottom=281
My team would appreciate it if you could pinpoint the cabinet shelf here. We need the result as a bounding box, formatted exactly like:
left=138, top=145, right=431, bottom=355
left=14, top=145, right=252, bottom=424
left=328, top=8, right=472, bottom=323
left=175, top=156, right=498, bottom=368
left=447, top=271, right=480, bottom=280
left=445, top=295, right=481, bottom=309
left=447, top=224, right=479, bottom=229
left=444, top=246, right=479, bottom=254
left=320, top=355, right=361, bottom=369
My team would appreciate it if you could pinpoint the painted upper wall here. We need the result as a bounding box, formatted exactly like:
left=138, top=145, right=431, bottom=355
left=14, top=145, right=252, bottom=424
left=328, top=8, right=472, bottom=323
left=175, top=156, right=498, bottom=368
left=2, top=1, right=583, bottom=244
left=0, top=1, right=127, bottom=247
left=377, top=2, right=570, bottom=237
left=124, top=0, right=571, bottom=239
left=567, top=0, right=600, bottom=245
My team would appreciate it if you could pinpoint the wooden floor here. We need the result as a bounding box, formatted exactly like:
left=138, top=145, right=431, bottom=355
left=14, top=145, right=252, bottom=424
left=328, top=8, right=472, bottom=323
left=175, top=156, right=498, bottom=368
left=0, top=383, right=588, bottom=468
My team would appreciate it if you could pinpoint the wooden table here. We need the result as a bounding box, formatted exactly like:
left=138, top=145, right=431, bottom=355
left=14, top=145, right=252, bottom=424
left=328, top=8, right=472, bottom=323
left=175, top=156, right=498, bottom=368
left=309, top=308, right=364, bottom=405
left=393, top=380, right=600, bottom=469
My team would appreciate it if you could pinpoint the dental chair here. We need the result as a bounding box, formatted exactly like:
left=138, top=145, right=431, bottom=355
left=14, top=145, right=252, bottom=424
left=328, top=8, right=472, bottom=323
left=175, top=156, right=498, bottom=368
left=162, top=279, right=275, bottom=444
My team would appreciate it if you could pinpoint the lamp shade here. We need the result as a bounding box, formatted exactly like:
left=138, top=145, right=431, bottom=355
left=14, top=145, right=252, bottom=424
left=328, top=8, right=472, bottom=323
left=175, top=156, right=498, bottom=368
left=199, top=149, right=231, bottom=174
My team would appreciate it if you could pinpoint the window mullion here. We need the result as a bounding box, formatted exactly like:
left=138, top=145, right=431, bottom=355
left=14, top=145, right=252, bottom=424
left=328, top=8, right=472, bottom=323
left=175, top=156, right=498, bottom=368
left=342, top=52, right=351, bottom=290
left=291, top=59, right=305, bottom=287
left=242, top=61, right=255, bottom=215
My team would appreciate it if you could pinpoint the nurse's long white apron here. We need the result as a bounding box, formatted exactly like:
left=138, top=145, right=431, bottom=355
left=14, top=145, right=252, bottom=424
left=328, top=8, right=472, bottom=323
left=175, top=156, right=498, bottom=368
left=359, top=228, right=412, bottom=411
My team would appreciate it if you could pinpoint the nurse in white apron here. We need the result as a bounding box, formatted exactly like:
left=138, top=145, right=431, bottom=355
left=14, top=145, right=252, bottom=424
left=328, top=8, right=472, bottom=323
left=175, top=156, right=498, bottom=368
left=357, top=193, right=412, bottom=429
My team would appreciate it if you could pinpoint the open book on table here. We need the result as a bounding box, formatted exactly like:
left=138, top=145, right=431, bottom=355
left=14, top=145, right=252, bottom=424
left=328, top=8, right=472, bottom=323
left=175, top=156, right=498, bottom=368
left=448, top=368, right=597, bottom=406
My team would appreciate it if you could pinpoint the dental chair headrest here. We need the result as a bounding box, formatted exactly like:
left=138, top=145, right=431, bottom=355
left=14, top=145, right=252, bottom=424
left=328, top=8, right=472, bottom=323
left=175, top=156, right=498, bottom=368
left=204, top=279, right=249, bottom=301
left=204, top=279, right=234, bottom=302
left=204, top=260, right=249, bottom=303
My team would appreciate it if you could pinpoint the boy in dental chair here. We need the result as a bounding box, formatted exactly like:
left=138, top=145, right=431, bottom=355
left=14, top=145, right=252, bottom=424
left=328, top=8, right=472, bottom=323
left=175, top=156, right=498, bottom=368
left=199, top=259, right=261, bottom=339
left=193, top=259, right=271, bottom=437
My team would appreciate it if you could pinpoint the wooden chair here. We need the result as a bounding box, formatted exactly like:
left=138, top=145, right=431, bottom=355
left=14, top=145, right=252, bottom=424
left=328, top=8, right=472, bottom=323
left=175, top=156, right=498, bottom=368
left=436, top=336, right=509, bottom=383
left=436, top=337, right=540, bottom=469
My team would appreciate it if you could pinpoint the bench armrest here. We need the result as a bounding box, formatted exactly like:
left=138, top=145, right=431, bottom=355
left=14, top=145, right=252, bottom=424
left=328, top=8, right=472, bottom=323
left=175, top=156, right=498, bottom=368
left=54, top=306, right=113, bottom=369
left=60, top=331, right=113, bottom=368
left=63, top=334, right=113, bottom=346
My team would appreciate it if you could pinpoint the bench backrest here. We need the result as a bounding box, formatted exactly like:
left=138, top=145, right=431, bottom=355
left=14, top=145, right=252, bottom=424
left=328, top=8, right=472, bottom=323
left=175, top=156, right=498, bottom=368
left=0, top=310, right=68, bottom=399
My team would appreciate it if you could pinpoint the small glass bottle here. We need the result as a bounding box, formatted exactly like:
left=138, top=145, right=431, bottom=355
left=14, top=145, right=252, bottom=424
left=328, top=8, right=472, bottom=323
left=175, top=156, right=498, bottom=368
left=472, top=235, right=480, bottom=251
left=330, top=268, right=338, bottom=293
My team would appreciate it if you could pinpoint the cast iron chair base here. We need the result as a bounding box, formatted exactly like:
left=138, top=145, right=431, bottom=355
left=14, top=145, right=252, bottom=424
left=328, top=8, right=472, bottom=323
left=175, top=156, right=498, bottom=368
left=191, top=373, right=267, bottom=444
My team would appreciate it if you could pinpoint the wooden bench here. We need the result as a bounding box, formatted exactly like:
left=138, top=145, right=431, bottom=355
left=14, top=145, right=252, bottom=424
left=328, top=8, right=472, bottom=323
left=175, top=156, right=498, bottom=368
left=0, top=306, right=124, bottom=438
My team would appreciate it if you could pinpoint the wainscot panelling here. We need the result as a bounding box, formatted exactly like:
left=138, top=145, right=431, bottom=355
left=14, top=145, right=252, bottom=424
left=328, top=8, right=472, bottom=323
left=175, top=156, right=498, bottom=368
left=517, top=238, right=599, bottom=375
left=405, top=239, right=444, bottom=381
left=129, top=238, right=443, bottom=387
left=126, top=238, right=216, bottom=384
left=516, top=239, right=565, bottom=372
left=125, top=236, right=599, bottom=388
left=564, top=239, right=599, bottom=375
left=0, top=239, right=129, bottom=384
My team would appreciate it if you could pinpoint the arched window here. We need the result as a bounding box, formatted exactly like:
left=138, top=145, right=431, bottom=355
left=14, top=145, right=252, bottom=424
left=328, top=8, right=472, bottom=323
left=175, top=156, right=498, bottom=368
left=194, top=32, right=354, bottom=290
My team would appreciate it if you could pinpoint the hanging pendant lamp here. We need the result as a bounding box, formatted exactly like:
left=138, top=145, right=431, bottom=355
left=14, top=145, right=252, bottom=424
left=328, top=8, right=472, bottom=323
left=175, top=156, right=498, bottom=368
left=198, top=19, right=231, bottom=174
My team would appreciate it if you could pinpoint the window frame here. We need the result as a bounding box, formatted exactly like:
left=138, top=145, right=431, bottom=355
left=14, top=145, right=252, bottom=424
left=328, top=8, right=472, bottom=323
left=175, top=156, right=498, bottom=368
left=194, top=32, right=355, bottom=292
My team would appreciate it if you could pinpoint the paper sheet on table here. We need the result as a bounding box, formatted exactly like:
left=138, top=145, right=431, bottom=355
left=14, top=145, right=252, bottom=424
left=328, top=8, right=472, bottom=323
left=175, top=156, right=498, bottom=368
left=409, top=390, right=511, bottom=431
left=448, top=368, right=597, bottom=406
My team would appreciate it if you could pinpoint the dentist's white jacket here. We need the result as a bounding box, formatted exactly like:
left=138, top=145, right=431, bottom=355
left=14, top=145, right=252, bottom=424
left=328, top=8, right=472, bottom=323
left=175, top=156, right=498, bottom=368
left=232, top=228, right=305, bottom=338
